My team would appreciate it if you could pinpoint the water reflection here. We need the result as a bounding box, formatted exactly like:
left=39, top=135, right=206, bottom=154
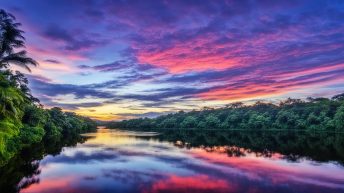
left=157, top=129, right=344, bottom=164
left=1, top=128, right=344, bottom=193
left=0, top=134, right=90, bottom=193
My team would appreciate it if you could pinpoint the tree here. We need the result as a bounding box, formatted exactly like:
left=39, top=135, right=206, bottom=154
left=275, top=110, right=302, bottom=129
left=159, top=117, right=178, bottom=128
left=332, top=93, right=344, bottom=101
left=22, top=105, right=46, bottom=127
left=0, top=9, right=37, bottom=123
left=225, top=102, right=244, bottom=109
left=0, top=9, right=37, bottom=72
left=205, top=114, right=220, bottom=129
left=248, top=112, right=271, bottom=130
left=0, top=74, right=25, bottom=120
left=180, top=116, right=197, bottom=128
left=8, top=70, right=39, bottom=103
left=224, top=111, right=241, bottom=129
left=279, top=98, right=304, bottom=107
left=334, top=104, right=344, bottom=132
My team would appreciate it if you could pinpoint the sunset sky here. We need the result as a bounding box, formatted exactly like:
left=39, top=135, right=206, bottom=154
left=1, top=0, right=344, bottom=120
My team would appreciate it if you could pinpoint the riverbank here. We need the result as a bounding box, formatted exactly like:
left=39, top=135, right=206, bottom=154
left=0, top=107, right=97, bottom=167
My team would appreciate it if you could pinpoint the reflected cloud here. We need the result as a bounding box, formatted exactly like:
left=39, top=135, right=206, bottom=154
left=143, top=175, right=233, bottom=193
left=188, top=148, right=344, bottom=189
left=15, top=129, right=344, bottom=193
left=40, top=151, right=120, bottom=164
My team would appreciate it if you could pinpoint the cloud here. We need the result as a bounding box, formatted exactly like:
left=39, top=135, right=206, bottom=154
left=41, top=24, right=107, bottom=51
left=79, top=60, right=165, bottom=75
left=115, top=111, right=173, bottom=119
left=119, top=87, right=207, bottom=102
left=28, top=76, right=114, bottom=99
left=44, top=59, right=61, bottom=64
left=50, top=102, right=104, bottom=110
left=26, top=75, right=115, bottom=109
left=2, top=0, right=344, bottom=116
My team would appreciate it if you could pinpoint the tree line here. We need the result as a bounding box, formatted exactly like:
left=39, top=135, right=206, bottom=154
left=107, top=95, right=344, bottom=132
left=0, top=9, right=97, bottom=166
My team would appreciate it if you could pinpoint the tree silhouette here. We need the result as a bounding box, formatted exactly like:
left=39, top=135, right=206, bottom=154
left=0, top=9, right=37, bottom=72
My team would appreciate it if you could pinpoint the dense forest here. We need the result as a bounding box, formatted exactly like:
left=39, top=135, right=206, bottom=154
left=0, top=10, right=97, bottom=166
left=107, top=95, right=344, bottom=132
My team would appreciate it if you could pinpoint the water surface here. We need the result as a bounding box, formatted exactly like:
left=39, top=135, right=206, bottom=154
left=9, top=128, right=344, bottom=193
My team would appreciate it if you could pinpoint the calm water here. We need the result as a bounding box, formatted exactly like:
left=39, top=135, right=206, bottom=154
left=6, top=128, right=344, bottom=193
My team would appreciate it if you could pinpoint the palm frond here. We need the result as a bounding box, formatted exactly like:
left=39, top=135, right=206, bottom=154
left=0, top=50, right=38, bottom=72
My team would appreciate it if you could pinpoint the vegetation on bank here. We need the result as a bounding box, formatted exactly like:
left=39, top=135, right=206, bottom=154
left=0, top=9, right=97, bottom=166
left=0, top=134, right=92, bottom=193
left=107, top=95, right=344, bottom=132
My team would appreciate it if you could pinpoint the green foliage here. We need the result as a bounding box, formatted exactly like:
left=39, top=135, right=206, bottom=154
left=275, top=110, right=302, bottom=130
left=0, top=9, right=97, bottom=166
left=334, top=104, right=344, bottom=132
left=205, top=114, right=220, bottom=129
left=180, top=116, right=197, bottom=128
left=247, top=112, right=270, bottom=130
left=0, top=105, right=97, bottom=166
left=0, top=75, right=25, bottom=120
left=107, top=96, right=344, bottom=132
left=197, top=121, right=206, bottom=129
left=43, top=122, right=62, bottom=141
left=159, top=117, right=178, bottom=128
left=22, top=105, right=46, bottom=127
left=18, top=126, right=45, bottom=146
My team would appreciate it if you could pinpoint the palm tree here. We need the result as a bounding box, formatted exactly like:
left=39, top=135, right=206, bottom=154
left=0, top=9, right=37, bottom=72
left=0, top=9, right=38, bottom=122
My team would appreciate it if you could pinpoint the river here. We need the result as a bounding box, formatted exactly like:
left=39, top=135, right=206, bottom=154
left=2, top=128, right=344, bottom=193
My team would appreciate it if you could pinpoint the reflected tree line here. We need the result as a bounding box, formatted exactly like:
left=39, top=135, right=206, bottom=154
left=1, top=130, right=343, bottom=193
left=151, top=130, right=344, bottom=165
left=0, top=135, right=92, bottom=193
